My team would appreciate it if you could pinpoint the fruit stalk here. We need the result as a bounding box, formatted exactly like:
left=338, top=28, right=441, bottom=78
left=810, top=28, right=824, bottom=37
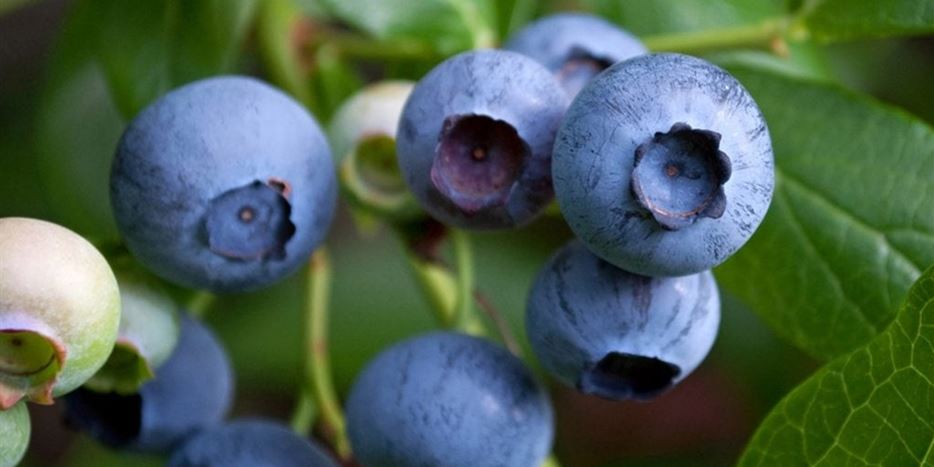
left=449, top=229, right=485, bottom=336
left=642, top=17, right=789, bottom=55
left=303, top=248, right=351, bottom=459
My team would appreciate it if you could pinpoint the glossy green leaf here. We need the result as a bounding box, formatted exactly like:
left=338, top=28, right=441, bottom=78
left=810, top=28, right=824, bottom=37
left=583, top=0, right=784, bottom=36
left=35, top=3, right=125, bottom=240
left=716, top=65, right=934, bottom=360
left=317, top=0, right=498, bottom=54
left=799, top=0, right=934, bottom=42
left=740, top=267, right=934, bottom=466
left=91, top=0, right=258, bottom=117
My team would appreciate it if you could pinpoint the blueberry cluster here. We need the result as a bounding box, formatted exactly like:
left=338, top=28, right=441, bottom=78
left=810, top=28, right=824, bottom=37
left=387, top=13, right=772, bottom=408
left=0, top=10, right=773, bottom=467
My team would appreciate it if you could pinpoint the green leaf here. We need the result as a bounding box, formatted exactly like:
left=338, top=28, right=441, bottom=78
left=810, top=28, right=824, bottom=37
left=318, top=0, right=498, bottom=54
left=716, top=66, right=934, bottom=360
left=90, top=0, right=258, bottom=118
left=310, top=44, right=363, bottom=122
left=740, top=266, right=934, bottom=466
left=35, top=0, right=258, bottom=239
left=583, top=0, right=784, bottom=36
left=799, top=0, right=934, bottom=42
left=36, top=9, right=126, bottom=240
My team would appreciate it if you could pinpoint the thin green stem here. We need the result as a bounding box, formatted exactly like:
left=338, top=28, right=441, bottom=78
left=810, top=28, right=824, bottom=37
left=289, top=390, right=316, bottom=435
left=449, top=229, right=485, bottom=335
left=186, top=291, right=216, bottom=319
left=326, top=33, right=443, bottom=62
left=402, top=248, right=459, bottom=327
left=304, top=248, right=351, bottom=459
left=642, top=17, right=790, bottom=55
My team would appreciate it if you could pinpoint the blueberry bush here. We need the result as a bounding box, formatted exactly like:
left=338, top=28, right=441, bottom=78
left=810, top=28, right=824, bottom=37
left=1, top=0, right=933, bottom=466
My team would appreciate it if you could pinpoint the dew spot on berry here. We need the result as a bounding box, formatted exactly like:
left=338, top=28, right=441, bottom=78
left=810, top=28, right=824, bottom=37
left=204, top=180, right=296, bottom=261
left=631, top=122, right=732, bottom=230
left=430, top=114, right=530, bottom=215
left=578, top=352, right=681, bottom=400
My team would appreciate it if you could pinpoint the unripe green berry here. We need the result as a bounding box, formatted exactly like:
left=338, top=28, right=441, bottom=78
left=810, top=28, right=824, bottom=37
left=0, top=218, right=121, bottom=407
left=0, top=402, right=30, bottom=467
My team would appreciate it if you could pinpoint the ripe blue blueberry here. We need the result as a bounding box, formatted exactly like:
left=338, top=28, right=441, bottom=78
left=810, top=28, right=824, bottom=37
left=504, top=12, right=647, bottom=97
left=553, top=53, right=774, bottom=276
left=110, top=76, right=337, bottom=292
left=346, top=331, right=554, bottom=467
left=64, top=315, right=233, bottom=453
left=168, top=419, right=337, bottom=467
left=526, top=241, right=720, bottom=400
left=396, top=50, right=568, bottom=229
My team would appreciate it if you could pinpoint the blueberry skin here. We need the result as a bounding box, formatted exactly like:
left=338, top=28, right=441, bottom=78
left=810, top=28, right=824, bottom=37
left=504, top=13, right=647, bottom=97
left=111, top=76, right=337, bottom=292
left=396, top=50, right=568, bottom=229
left=168, top=419, right=337, bottom=467
left=526, top=241, right=720, bottom=400
left=64, top=315, right=233, bottom=453
left=553, top=53, right=774, bottom=277
left=346, top=331, right=554, bottom=467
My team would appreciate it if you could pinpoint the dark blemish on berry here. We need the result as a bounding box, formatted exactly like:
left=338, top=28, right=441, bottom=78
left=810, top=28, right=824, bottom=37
left=631, top=122, right=732, bottom=230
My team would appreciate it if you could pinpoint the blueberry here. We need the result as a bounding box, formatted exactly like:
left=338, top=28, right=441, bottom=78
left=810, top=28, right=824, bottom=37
left=64, top=315, right=233, bottom=453
left=552, top=53, right=774, bottom=276
left=0, top=402, right=30, bottom=467
left=526, top=241, right=720, bottom=400
left=396, top=50, right=568, bottom=229
left=167, top=419, right=337, bottom=467
left=504, top=13, right=647, bottom=97
left=0, top=217, right=120, bottom=408
left=110, top=76, right=337, bottom=292
left=346, top=331, right=553, bottom=467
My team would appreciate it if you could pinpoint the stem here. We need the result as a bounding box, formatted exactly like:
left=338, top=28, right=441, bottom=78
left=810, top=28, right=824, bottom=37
left=186, top=291, right=216, bottom=319
left=402, top=249, right=459, bottom=327
left=449, top=229, right=484, bottom=335
left=289, top=390, right=316, bottom=435
left=642, top=17, right=790, bottom=55
left=304, top=248, right=351, bottom=459
left=473, top=289, right=522, bottom=357
left=325, top=33, right=443, bottom=62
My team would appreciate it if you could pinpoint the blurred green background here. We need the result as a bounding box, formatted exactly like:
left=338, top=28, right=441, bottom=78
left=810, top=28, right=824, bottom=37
left=1, top=0, right=933, bottom=466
